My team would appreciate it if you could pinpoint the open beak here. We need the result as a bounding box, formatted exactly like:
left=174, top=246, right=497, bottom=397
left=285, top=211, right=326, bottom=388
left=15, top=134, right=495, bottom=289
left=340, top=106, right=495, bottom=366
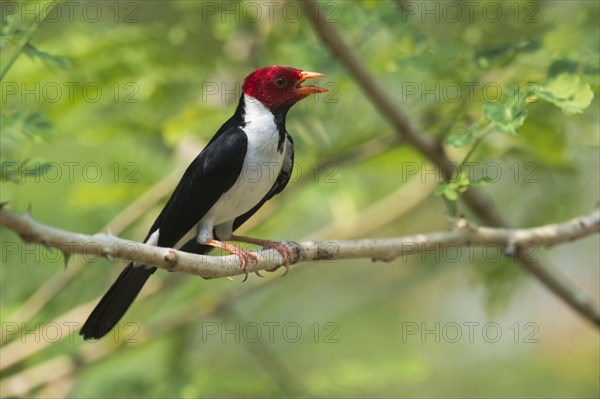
left=296, top=71, right=328, bottom=95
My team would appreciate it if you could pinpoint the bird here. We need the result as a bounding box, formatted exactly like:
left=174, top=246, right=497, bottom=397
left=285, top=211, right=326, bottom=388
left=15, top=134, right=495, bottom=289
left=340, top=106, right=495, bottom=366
left=80, top=66, right=327, bottom=340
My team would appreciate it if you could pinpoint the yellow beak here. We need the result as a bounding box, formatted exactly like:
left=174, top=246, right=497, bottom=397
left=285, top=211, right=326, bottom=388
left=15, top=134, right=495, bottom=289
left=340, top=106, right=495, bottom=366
left=296, top=71, right=328, bottom=95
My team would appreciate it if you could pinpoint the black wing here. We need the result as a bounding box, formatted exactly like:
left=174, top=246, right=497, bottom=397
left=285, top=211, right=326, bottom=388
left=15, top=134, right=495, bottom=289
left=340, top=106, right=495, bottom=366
left=149, top=125, right=248, bottom=247
left=80, top=124, right=248, bottom=340
left=232, top=132, right=294, bottom=231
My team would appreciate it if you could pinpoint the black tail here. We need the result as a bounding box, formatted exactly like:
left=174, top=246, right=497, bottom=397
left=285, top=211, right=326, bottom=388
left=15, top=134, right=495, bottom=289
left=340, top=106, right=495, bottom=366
left=80, top=263, right=156, bottom=340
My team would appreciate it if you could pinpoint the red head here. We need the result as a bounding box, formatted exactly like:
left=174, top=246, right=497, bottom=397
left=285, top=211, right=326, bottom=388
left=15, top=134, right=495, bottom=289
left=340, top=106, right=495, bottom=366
left=242, top=66, right=328, bottom=111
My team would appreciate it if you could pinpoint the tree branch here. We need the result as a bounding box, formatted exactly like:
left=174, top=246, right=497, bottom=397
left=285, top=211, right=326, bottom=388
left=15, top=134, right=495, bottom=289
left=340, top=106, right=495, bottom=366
left=2, top=205, right=598, bottom=280
left=299, top=0, right=600, bottom=326
left=1, top=168, right=185, bottom=344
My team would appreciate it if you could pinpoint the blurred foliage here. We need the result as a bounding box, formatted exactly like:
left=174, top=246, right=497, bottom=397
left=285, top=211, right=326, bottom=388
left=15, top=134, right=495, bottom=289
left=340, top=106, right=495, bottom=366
left=0, top=0, right=598, bottom=398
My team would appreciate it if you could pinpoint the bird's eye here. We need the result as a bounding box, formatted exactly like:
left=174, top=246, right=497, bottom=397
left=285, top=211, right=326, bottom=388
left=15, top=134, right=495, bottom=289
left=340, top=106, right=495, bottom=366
left=274, top=78, right=287, bottom=88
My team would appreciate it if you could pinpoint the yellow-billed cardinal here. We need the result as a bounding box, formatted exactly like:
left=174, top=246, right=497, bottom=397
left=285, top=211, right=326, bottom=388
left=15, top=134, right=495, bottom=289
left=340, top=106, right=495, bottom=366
left=80, top=66, right=327, bottom=340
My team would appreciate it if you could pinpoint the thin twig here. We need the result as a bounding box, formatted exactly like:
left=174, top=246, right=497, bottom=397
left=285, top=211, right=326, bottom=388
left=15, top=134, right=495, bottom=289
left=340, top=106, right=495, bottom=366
left=459, top=123, right=494, bottom=166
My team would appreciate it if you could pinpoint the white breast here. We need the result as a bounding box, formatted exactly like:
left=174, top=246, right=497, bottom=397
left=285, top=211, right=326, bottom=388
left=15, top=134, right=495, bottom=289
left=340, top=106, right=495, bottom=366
left=200, top=95, right=285, bottom=235
left=146, top=96, right=288, bottom=250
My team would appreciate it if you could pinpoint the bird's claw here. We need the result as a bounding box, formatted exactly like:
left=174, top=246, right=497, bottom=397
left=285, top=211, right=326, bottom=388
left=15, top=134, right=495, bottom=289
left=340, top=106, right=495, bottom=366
left=260, top=241, right=292, bottom=276
left=237, top=250, right=259, bottom=282
left=205, top=239, right=259, bottom=282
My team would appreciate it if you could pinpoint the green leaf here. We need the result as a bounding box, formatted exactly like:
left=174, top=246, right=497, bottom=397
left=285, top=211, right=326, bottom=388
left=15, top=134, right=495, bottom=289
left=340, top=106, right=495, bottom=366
left=536, top=73, right=594, bottom=115
left=24, top=44, right=71, bottom=70
left=483, top=100, right=528, bottom=136
left=475, top=43, right=515, bottom=69
left=548, top=59, right=579, bottom=78
left=474, top=39, right=540, bottom=69
left=0, top=13, right=20, bottom=39
left=436, top=173, right=471, bottom=201
left=2, top=109, right=54, bottom=141
left=447, top=128, right=475, bottom=148
left=433, top=184, right=447, bottom=196
left=454, top=172, right=470, bottom=187
left=443, top=185, right=458, bottom=201
left=23, top=111, right=53, bottom=139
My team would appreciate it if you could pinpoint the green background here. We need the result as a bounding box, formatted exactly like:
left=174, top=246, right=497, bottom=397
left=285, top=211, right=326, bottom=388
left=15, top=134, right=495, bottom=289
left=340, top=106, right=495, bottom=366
left=1, top=1, right=598, bottom=398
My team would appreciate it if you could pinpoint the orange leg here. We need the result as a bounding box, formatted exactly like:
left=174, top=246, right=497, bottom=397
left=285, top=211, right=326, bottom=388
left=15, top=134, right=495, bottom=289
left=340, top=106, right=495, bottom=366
left=230, top=235, right=293, bottom=276
left=205, top=239, right=259, bottom=282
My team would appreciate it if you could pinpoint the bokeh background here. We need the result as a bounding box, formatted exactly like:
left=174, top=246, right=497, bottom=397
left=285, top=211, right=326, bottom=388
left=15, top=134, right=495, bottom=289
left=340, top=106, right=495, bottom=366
left=1, top=0, right=598, bottom=398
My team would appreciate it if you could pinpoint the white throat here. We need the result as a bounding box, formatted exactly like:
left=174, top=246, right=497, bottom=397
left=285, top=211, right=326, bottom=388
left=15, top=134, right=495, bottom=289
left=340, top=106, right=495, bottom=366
left=243, top=94, right=276, bottom=131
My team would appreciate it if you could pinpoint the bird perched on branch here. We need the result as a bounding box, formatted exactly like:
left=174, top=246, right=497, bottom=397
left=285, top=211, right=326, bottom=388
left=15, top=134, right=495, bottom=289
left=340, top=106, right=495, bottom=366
left=80, top=66, right=327, bottom=340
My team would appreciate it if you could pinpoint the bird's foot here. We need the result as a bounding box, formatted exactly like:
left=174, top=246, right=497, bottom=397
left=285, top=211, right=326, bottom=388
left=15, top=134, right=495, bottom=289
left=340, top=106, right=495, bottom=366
left=231, top=235, right=293, bottom=276
left=205, top=239, right=259, bottom=282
